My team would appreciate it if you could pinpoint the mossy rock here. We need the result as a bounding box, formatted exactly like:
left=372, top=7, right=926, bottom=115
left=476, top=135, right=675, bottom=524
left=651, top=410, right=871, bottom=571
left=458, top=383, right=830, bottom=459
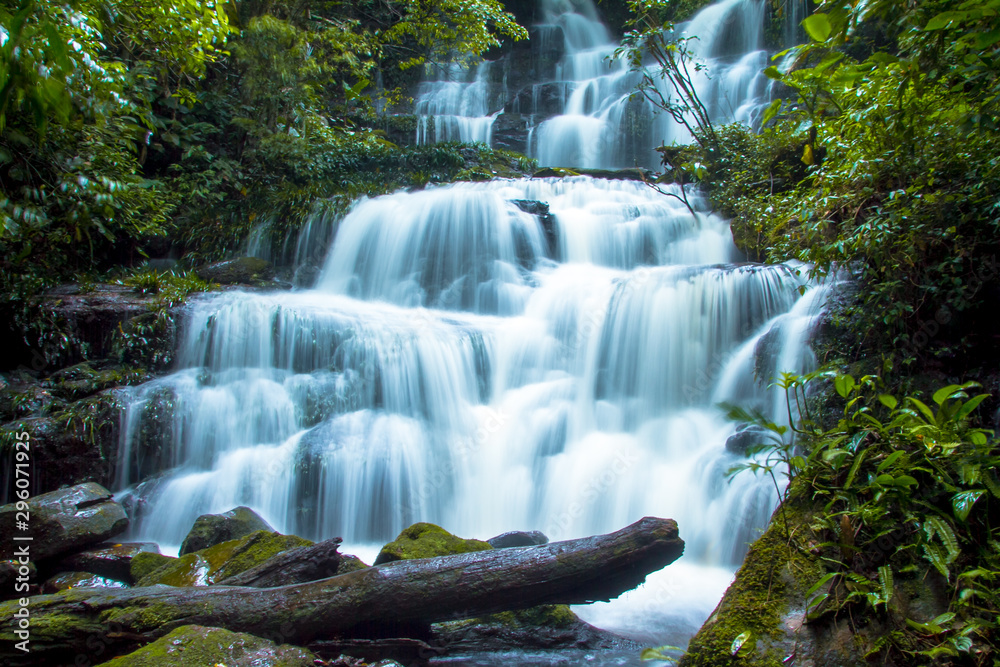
left=95, top=624, right=317, bottom=666
left=137, top=531, right=312, bottom=587
left=373, top=523, right=491, bottom=565
left=336, top=554, right=370, bottom=574
left=179, top=506, right=274, bottom=556
left=479, top=604, right=579, bottom=629
left=129, top=552, right=175, bottom=584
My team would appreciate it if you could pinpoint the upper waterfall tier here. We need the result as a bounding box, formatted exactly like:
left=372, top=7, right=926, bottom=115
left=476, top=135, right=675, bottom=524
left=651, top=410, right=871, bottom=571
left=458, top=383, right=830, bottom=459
left=414, top=0, right=795, bottom=169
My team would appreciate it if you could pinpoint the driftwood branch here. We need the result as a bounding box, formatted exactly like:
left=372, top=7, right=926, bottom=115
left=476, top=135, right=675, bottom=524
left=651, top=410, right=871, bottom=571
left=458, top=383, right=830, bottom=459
left=0, top=517, right=683, bottom=665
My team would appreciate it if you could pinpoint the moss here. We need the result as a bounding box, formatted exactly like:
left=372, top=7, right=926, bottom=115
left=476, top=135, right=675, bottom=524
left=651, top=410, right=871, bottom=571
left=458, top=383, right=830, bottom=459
left=336, top=554, right=370, bottom=574
left=478, top=604, right=580, bottom=629
left=374, top=523, right=492, bottom=565
left=94, top=624, right=317, bottom=666
left=130, top=552, right=175, bottom=584
left=137, top=531, right=312, bottom=587
left=680, top=488, right=825, bottom=667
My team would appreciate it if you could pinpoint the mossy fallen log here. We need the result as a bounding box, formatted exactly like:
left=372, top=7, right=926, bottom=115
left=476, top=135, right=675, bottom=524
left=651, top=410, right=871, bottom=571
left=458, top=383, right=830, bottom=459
left=0, top=517, right=683, bottom=666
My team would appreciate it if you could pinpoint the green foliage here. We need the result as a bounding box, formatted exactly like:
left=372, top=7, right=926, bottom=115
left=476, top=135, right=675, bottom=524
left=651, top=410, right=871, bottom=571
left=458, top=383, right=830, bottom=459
left=733, top=371, right=1000, bottom=662
left=750, top=0, right=1000, bottom=358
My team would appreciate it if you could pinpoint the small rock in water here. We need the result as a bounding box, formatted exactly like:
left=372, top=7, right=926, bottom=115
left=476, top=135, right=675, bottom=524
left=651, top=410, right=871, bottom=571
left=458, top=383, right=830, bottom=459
left=487, top=530, right=549, bottom=549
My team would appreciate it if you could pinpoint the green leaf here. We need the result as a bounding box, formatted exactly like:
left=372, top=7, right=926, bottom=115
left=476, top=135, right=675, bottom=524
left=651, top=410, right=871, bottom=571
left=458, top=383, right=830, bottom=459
left=802, top=13, right=834, bottom=42
left=834, top=374, right=855, bottom=399
left=932, top=384, right=964, bottom=406
left=730, top=631, right=752, bottom=656
left=878, top=394, right=897, bottom=410
left=877, top=565, right=893, bottom=605
left=640, top=645, right=684, bottom=662
left=952, top=490, right=985, bottom=521
left=955, top=394, right=988, bottom=421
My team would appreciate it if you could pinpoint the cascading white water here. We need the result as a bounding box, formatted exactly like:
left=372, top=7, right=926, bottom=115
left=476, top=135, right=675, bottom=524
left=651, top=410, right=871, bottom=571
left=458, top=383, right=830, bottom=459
left=415, top=0, right=782, bottom=169
left=117, top=175, right=833, bottom=644
left=114, top=0, right=830, bottom=651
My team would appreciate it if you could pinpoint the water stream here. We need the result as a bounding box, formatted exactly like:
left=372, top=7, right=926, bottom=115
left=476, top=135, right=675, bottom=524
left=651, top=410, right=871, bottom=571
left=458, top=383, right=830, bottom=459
left=116, top=0, right=826, bottom=654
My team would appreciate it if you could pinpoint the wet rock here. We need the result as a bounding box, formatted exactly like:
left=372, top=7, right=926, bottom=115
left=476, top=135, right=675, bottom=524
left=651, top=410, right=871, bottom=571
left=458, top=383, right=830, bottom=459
left=491, top=112, right=530, bottom=154
left=373, top=523, right=492, bottom=565
left=0, top=560, right=37, bottom=600
left=39, top=283, right=167, bottom=363
left=95, top=624, right=317, bottom=666
left=432, top=604, right=642, bottom=652
left=44, top=362, right=151, bottom=401
left=309, top=638, right=441, bottom=666
left=216, top=537, right=343, bottom=587
left=196, top=257, right=275, bottom=285
left=56, top=541, right=160, bottom=583
left=179, top=506, right=275, bottom=556
left=487, top=530, right=549, bottom=549
left=510, top=200, right=558, bottom=258
left=0, top=483, right=128, bottom=561
left=726, top=424, right=772, bottom=456
left=139, top=530, right=313, bottom=587
left=41, top=571, right=128, bottom=594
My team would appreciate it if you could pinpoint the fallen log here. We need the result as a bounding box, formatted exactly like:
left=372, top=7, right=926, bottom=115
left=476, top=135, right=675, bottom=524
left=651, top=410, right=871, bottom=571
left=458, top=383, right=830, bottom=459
left=0, top=517, right=683, bottom=666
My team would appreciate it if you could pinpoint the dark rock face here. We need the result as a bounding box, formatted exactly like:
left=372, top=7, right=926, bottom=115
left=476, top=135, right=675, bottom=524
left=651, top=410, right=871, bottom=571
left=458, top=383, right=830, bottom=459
left=55, top=541, right=160, bottom=583
left=196, top=257, right=275, bottom=285
left=98, top=625, right=318, bottom=667
left=432, top=605, right=642, bottom=652
left=0, top=560, right=37, bottom=600
left=487, top=530, right=549, bottom=549
left=0, top=483, right=128, bottom=561
left=491, top=113, right=531, bottom=154
left=725, top=424, right=772, bottom=456
left=511, top=200, right=559, bottom=258
left=179, top=506, right=275, bottom=556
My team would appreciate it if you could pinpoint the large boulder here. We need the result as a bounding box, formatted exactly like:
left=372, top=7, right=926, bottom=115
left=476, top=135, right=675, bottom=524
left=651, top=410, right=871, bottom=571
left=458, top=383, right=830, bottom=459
left=196, top=257, right=275, bottom=285
left=95, top=625, right=317, bottom=667
left=373, top=522, right=492, bottom=565
left=138, top=530, right=313, bottom=587
left=0, top=483, right=128, bottom=560
left=56, top=542, right=160, bottom=583
left=179, top=506, right=274, bottom=556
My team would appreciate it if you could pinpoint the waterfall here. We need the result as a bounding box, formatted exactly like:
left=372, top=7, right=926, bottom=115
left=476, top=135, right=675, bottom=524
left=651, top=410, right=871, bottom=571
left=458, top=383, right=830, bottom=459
left=415, top=0, right=784, bottom=169
left=115, top=0, right=831, bottom=648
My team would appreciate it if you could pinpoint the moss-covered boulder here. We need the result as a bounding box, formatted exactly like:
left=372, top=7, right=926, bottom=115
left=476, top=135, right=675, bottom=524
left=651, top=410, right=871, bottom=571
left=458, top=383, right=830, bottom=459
left=196, top=257, right=274, bottom=285
left=95, top=625, right=317, bottom=666
left=129, top=552, right=175, bottom=584
left=179, top=506, right=274, bottom=556
left=373, top=523, right=492, bottom=565
left=138, top=530, right=312, bottom=587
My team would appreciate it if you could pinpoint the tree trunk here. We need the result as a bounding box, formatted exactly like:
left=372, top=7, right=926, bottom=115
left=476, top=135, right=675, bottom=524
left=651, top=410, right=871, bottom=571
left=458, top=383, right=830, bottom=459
left=0, top=517, right=683, bottom=666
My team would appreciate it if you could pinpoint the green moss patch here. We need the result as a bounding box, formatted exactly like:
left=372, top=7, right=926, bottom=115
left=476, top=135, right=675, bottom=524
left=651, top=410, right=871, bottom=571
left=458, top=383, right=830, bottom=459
left=95, top=624, right=316, bottom=666
left=137, top=531, right=312, bottom=587
left=373, top=523, right=491, bottom=565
